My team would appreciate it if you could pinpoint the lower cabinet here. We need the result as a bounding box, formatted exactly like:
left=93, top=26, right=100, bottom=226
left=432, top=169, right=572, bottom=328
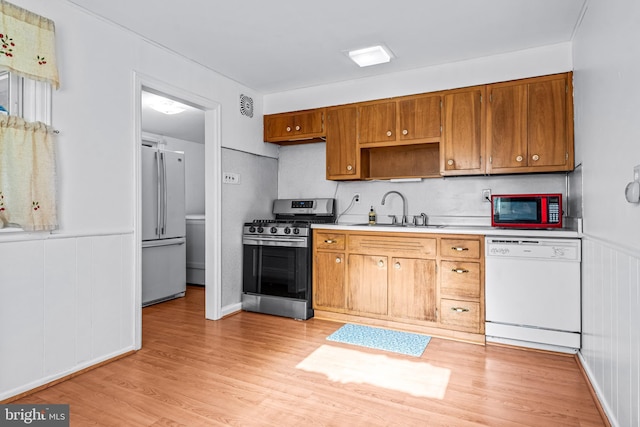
left=312, top=229, right=485, bottom=344
left=388, top=257, right=437, bottom=322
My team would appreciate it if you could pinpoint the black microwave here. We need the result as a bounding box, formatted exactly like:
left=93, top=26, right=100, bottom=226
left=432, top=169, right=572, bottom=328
left=491, top=194, right=562, bottom=228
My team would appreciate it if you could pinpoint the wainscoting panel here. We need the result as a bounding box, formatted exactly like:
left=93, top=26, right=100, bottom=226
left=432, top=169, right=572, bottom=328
left=0, top=232, right=136, bottom=401
left=580, top=236, right=639, bottom=427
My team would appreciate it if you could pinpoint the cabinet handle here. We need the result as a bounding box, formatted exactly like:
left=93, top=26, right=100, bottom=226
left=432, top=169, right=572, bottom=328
left=451, top=306, right=470, bottom=313
left=335, top=257, right=342, bottom=264
left=447, top=159, right=454, bottom=166
left=295, top=125, right=301, bottom=131
left=324, top=239, right=335, bottom=244
left=402, top=129, right=408, bottom=135
left=451, top=268, right=469, bottom=274
left=451, top=247, right=469, bottom=252
left=346, top=164, right=353, bottom=171
left=516, top=155, right=523, bottom=162
left=394, top=262, right=401, bottom=270
left=532, top=154, right=540, bottom=161
left=378, top=260, right=385, bottom=268
left=386, top=130, right=393, bottom=137
left=286, top=126, right=292, bottom=132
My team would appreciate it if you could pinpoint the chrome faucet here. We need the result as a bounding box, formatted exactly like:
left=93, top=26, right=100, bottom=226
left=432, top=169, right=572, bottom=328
left=381, top=191, right=408, bottom=225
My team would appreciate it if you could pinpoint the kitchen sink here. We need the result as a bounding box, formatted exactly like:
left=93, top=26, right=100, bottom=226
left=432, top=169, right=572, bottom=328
left=348, top=223, right=445, bottom=228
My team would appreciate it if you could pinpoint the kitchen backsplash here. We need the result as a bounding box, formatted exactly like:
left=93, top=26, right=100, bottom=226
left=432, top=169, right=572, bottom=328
left=277, top=142, right=571, bottom=225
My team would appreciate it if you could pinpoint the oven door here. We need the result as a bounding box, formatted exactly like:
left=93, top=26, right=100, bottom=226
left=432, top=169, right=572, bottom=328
left=242, top=240, right=310, bottom=300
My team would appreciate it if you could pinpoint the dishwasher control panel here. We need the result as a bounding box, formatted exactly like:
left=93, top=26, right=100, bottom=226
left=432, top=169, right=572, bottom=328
left=486, top=238, right=581, bottom=261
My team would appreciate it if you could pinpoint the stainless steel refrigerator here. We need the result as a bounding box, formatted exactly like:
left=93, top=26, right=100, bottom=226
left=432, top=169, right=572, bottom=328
left=141, top=145, right=186, bottom=306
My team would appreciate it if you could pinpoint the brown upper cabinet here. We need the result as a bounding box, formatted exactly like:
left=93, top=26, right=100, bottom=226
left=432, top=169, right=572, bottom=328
left=441, top=86, right=486, bottom=176
left=264, top=108, right=326, bottom=143
left=266, top=72, right=574, bottom=179
left=486, top=73, right=574, bottom=173
left=358, top=94, right=442, bottom=145
left=325, top=106, right=359, bottom=180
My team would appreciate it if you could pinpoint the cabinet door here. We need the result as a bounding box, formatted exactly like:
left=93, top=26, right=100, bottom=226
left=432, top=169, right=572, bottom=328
left=442, top=87, right=485, bottom=175
left=293, top=110, right=324, bottom=137
left=398, top=94, right=441, bottom=142
left=358, top=101, right=396, bottom=144
left=347, top=254, right=388, bottom=315
left=326, top=106, right=358, bottom=180
left=487, top=83, right=528, bottom=171
left=264, top=109, right=325, bottom=142
left=264, top=114, right=294, bottom=140
left=527, top=77, right=568, bottom=168
left=314, top=252, right=346, bottom=310
left=388, top=257, right=436, bottom=321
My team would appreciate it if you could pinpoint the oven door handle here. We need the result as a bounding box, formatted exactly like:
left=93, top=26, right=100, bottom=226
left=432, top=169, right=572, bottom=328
left=243, top=236, right=307, bottom=247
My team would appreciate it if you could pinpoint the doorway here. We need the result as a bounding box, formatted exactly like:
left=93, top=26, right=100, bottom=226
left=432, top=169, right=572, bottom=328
left=134, top=73, right=222, bottom=349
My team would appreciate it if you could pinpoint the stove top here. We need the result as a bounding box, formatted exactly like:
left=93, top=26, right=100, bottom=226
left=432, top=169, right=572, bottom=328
left=243, top=198, right=336, bottom=238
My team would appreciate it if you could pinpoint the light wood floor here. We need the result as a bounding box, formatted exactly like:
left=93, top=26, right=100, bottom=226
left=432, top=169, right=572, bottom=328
left=14, top=286, right=606, bottom=426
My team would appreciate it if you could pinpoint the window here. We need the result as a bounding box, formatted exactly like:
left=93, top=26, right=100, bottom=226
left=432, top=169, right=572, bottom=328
left=0, top=70, right=51, bottom=124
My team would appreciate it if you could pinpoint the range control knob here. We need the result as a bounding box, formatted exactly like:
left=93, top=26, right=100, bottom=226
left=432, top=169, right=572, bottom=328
left=284, top=227, right=291, bottom=234
left=257, top=226, right=264, bottom=233
left=270, top=226, right=278, bottom=234
left=249, top=226, right=256, bottom=233
left=292, top=228, right=300, bottom=235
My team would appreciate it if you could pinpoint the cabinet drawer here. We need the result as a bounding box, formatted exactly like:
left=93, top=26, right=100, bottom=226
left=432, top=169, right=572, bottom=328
left=440, top=238, right=481, bottom=259
left=440, top=299, right=481, bottom=331
left=315, top=233, right=346, bottom=250
left=349, top=235, right=436, bottom=258
left=440, top=261, right=481, bottom=299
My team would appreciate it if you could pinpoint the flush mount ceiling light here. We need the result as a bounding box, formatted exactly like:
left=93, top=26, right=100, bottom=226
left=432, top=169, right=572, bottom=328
left=348, top=45, right=393, bottom=67
left=149, top=97, right=187, bottom=115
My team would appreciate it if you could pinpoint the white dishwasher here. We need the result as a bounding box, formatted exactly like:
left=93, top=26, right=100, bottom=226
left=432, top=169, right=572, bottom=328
left=484, top=236, right=581, bottom=353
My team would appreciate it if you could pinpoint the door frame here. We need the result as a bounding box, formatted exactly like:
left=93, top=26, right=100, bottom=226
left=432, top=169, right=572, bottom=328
left=133, top=72, right=223, bottom=349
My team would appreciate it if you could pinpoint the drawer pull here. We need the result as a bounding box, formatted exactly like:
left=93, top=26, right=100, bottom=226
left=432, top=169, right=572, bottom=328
left=451, top=268, right=469, bottom=274
left=335, top=257, right=342, bottom=264
left=378, top=260, right=385, bottom=268
left=324, top=239, right=335, bottom=244
left=394, top=262, right=401, bottom=270
left=451, top=306, right=470, bottom=313
left=451, top=247, right=469, bottom=252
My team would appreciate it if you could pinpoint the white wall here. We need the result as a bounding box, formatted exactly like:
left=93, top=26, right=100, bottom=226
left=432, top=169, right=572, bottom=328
left=0, top=0, right=276, bottom=400
left=265, top=43, right=572, bottom=114
left=572, top=0, right=640, bottom=426
left=221, top=148, right=278, bottom=311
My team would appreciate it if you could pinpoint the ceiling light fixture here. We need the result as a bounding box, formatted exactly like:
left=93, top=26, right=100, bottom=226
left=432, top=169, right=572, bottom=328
left=149, top=98, right=187, bottom=115
left=348, top=45, right=393, bottom=67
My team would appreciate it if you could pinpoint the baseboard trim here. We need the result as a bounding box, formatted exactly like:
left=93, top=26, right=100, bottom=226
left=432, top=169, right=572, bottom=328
left=575, top=353, right=613, bottom=427
left=0, top=350, right=136, bottom=404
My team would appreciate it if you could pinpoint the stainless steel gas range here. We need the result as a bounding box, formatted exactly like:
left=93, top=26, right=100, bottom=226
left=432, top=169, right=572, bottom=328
left=241, top=198, right=336, bottom=320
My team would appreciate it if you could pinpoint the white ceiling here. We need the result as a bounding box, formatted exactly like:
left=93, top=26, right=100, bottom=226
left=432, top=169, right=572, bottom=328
left=68, top=0, right=587, bottom=143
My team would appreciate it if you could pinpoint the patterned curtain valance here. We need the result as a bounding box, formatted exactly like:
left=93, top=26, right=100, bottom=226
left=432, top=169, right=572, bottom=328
left=0, top=0, right=59, bottom=89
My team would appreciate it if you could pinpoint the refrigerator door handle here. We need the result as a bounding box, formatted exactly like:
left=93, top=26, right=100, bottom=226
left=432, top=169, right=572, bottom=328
left=160, top=151, right=167, bottom=236
left=155, top=151, right=161, bottom=237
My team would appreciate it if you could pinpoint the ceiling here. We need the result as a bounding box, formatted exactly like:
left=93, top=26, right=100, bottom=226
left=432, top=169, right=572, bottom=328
left=68, top=0, right=587, bottom=143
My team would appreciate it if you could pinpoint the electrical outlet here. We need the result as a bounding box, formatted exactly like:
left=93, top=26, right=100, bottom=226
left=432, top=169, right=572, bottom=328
left=223, top=172, right=240, bottom=184
left=354, top=193, right=361, bottom=204
left=482, top=189, right=492, bottom=202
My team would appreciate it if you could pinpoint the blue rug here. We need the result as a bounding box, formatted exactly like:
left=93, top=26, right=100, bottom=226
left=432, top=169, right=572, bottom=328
left=327, top=324, right=431, bottom=357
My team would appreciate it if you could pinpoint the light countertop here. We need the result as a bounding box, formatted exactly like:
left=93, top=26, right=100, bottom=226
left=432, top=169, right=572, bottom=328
left=312, top=223, right=581, bottom=238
